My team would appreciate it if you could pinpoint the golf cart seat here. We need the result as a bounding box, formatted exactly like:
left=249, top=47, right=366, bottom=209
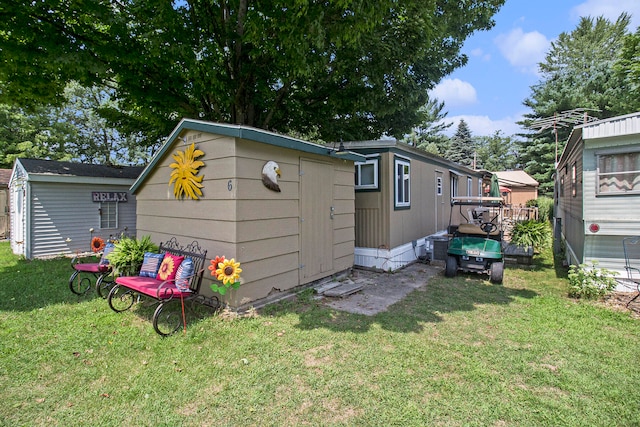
left=458, top=223, right=500, bottom=236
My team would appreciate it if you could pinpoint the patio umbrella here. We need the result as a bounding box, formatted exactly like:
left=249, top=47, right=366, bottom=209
left=490, top=174, right=501, bottom=197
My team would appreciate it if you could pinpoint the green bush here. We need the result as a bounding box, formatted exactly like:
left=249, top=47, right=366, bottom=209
left=107, top=235, right=158, bottom=276
left=525, top=197, right=553, bottom=222
left=509, top=220, right=551, bottom=252
left=568, top=261, right=618, bottom=299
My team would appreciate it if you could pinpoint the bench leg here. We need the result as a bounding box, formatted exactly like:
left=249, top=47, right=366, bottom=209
left=69, top=270, right=92, bottom=296
left=107, top=285, right=136, bottom=313
left=153, top=300, right=183, bottom=337
left=96, top=274, right=115, bottom=299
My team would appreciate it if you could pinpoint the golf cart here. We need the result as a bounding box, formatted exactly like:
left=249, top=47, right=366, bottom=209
left=445, top=196, right=505, bottom=283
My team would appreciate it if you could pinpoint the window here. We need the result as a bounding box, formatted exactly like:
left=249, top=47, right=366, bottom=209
left=560, top=176, right=565, bottom=197
left=436, top=177, right=443, bottom=196
left=571, top=163, right=577, bottom=197
left=467, top=177, right=473, bottom=196
left=597, top=151, right=640, bottom=195
left=100, top=201, right=118, bottom=229
left=355, top=158, right=379, bottom=190
left=395, top=158, right=410, bottom=208
left=450, top=175, right=459, bottom=198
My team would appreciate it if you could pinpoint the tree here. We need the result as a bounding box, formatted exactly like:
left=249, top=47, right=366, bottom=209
left=0, top=0, right=505, bottom=146
left=519, top=14, right=632, bottom=194
left=0, top=104, right=75, bottom=168
left=474, top=131, right=518, bottom=171
left=402, top=97, right=452, bottom=156
left=445, top=119, right=475, bottom=167
left=615, top=27, right=640, bottom=112
left=0, top=83, right=150, bottom=168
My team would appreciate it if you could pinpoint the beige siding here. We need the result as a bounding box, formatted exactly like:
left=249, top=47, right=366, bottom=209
left=135, top=130, right=356, bottom=308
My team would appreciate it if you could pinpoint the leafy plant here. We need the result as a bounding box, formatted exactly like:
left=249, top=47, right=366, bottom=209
left=526, top=197, right=553, bottom=222
left=107, top=235, right=158, bottom=276
left=509, top=220, right=551, bottom=252
left=568, top=260, right=618, bottom=299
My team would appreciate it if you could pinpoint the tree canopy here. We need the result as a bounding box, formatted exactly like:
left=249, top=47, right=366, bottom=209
left=519, top=13, right=633, bottom=194
left=1, top=0, right=505, bottom=148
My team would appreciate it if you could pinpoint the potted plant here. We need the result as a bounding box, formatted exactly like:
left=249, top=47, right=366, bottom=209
left=107, top=235, right=158, bottom=276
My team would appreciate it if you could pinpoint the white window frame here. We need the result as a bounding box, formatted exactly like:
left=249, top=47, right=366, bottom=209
left=355, top=157, right=379, bottom=190
left=394, top=158, right=410, bottom=208
left=450, top=175, right=459, bottom=198
left=436, top=176, right=443, bottom=196
left=596, top=149, right=640, bottom=195
left=100, top=201, right=118, bottom=229
left=467, top=177, right=473, bottom=196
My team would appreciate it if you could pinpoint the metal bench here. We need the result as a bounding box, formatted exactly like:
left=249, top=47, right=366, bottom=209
left=69, top=242, right=115, bottom=298
left=106, top=238, right=220, bottom=336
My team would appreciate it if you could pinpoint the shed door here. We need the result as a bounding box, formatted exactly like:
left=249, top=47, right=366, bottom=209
left=299, top=159, right=334, bottom=283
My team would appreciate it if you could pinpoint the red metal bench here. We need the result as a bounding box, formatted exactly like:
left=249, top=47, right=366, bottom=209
left=69, top=242, right=115, bottom=298
left=106, top=238, right=220, bottom=336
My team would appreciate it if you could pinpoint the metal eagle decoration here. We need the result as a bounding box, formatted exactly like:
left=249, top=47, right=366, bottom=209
left=261, top=161, right=281, bottom=192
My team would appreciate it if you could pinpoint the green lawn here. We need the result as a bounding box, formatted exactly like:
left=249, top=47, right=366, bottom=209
left=0, top=241, right=638, bottom=426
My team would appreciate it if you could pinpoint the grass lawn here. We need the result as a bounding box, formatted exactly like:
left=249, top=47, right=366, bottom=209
left=0, top=241, right=639, bottom=426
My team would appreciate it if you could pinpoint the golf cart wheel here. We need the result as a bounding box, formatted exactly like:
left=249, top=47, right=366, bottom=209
left=490, top=261, right=504, bottom=284
left=445, top=255, right=458, bottom=277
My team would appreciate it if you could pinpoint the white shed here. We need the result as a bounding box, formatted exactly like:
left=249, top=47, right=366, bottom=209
left=9, top=158, right=143, bottom=259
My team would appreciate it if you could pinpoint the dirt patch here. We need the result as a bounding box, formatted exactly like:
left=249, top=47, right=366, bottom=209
left=602, top=292, right=640, bottom=318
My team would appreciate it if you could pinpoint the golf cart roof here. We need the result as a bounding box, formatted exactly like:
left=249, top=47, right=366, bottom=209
left=450, top=196, right=504, bottom=206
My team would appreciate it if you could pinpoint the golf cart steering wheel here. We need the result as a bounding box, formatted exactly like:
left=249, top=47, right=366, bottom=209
left=480, top=222, right=497, bottom=234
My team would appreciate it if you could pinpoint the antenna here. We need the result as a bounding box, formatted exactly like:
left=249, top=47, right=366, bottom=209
left=527, top=108, right=600, bottom=166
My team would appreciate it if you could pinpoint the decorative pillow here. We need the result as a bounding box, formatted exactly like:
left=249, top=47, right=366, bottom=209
left=156, top=253, right=184, bottom=282
left=175, top=257, right=194, bottom=292
left=139, top=252, right=164, bottom=277
left=99, top=243, right=116, bottom=266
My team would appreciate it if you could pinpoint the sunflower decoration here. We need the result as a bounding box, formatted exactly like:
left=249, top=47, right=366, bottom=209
left=209, top=256, right=242, bottom=295
left=91, top=236, right=105, bottom=253
left=169, top=142, right=205, bottom=200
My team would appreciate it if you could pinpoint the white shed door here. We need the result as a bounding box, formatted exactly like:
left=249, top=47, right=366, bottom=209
left=299, top=159, right=334, bottom=283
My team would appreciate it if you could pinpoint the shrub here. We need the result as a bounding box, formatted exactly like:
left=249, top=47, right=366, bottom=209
left=525, top=197, right=553, bottom=222
left=107, top=235, right=158, bottom=276
left=568, top=261, right=618, bottom=299
left=509, top=220, right=551, bottom=252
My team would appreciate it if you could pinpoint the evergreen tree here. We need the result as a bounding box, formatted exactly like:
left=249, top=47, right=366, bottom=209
left=445, top=119, right=475, bottom=167
left=402, top=97, right=452, bottom=156
left=474, top=131, right=519, bottom=171
left=519, top=14, right=632, bottom=195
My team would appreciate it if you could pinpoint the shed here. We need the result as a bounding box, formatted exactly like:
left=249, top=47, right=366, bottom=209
left=0, top=168, right=11, bottom=239
left=493, top=170, right=539, bottom=206
left=555, top=111, right=640, bottom=290
left=130, top=119, right=365, bottom=309
left=343, top=140, right=485, bottom=270
left=9, top=158, right=143, bottom=259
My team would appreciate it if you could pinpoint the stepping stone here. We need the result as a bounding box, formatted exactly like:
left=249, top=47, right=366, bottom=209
left=323, top=282, right=364, bottom=298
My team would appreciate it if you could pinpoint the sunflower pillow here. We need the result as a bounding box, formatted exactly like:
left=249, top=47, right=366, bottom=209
left=156, top=253, right=184, bottom=282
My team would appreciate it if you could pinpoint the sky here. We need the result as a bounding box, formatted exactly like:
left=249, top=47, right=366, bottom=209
left=431, top=0, right=640, bottom=137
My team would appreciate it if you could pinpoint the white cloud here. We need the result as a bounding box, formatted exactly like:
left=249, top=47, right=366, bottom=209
left=441, top=114, right=527, bottom=138
left=430, top=79, right=477, bottom=108
left=495, top=28, right=550, bottom=74
left=572, top=0, right=640, bottom=29
left=470, top=48, right=491, bottom=61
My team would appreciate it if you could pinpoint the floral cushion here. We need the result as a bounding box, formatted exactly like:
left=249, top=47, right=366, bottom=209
left=139, top=252, right=164, bottom=277
left=175, top=257, right=194, bottom=292
left=156, top=253, right=184, bottom=282
left=99, top=243, right=115, bottom=266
